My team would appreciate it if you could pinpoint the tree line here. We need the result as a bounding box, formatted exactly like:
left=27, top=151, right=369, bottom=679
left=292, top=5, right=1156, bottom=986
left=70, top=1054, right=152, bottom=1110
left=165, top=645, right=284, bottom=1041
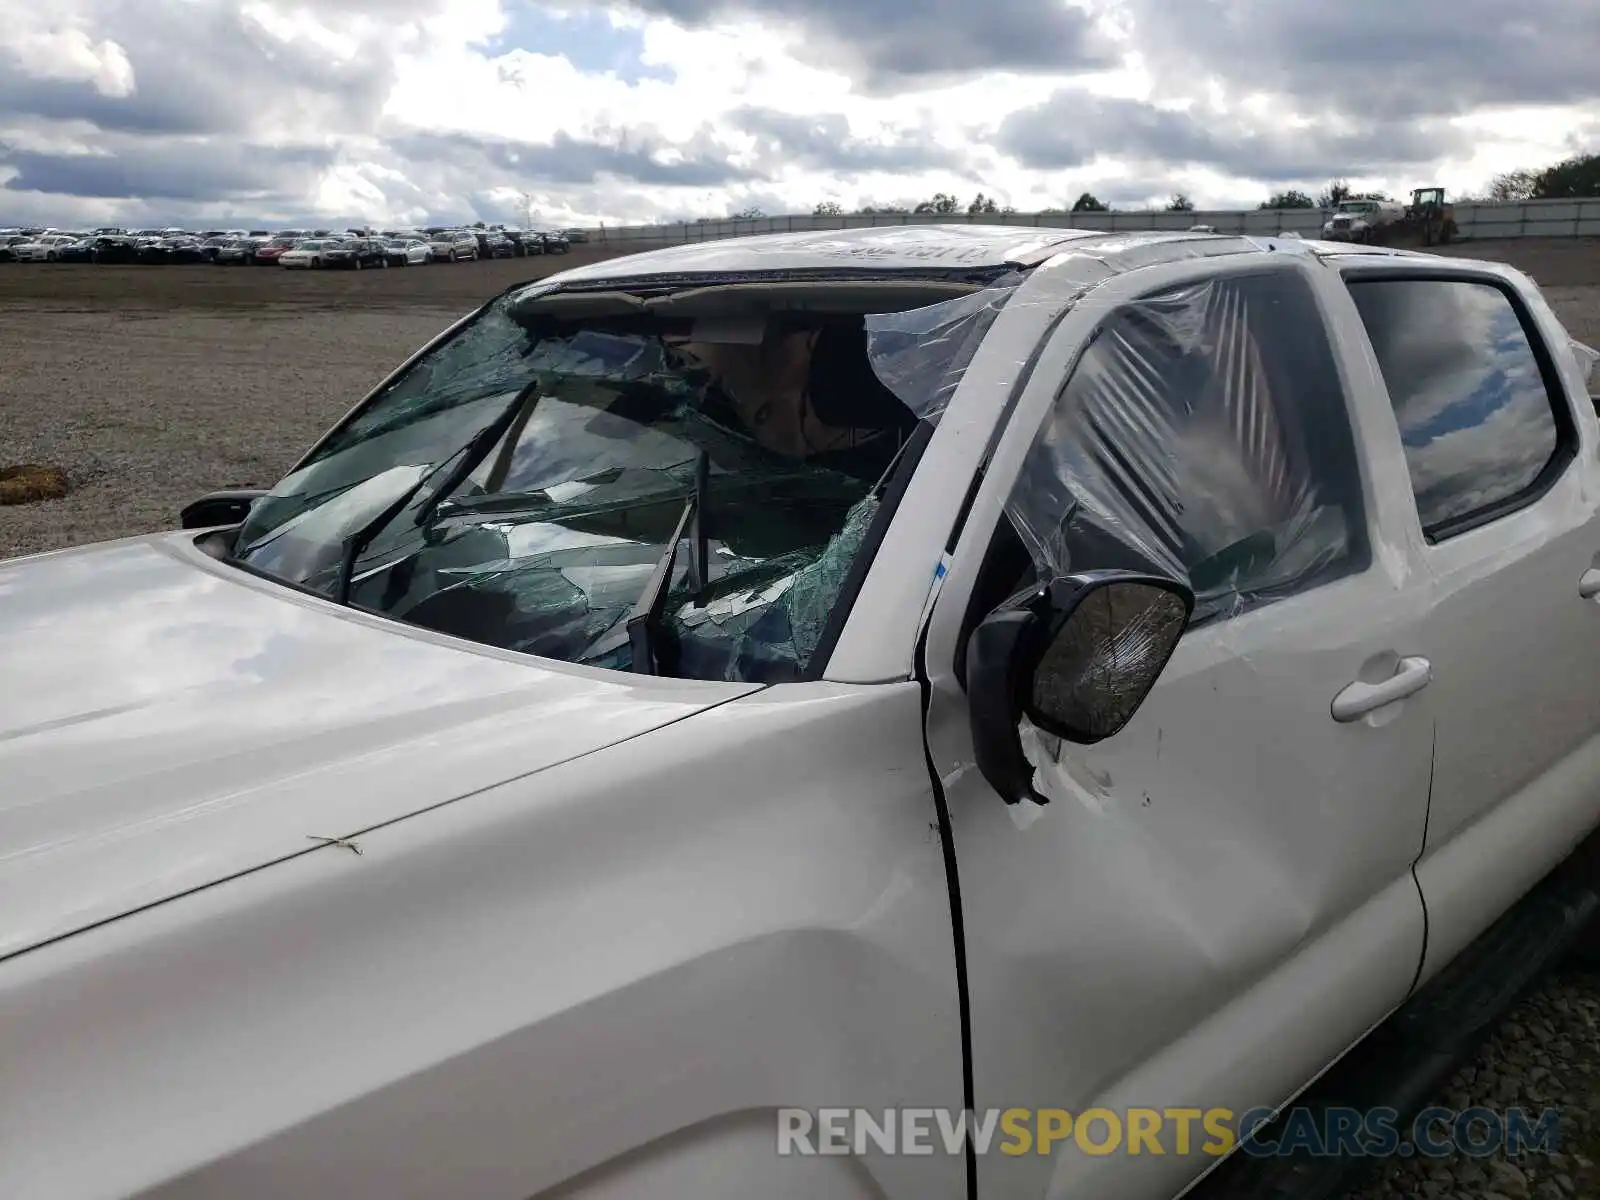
left=1479, top=153, right=1600, bottom=202
left=1254, top=154, right=1600, bottom=210
left=801, top=191, right=1198, bottom=217
left=739, top=151, right=1600, bottom=220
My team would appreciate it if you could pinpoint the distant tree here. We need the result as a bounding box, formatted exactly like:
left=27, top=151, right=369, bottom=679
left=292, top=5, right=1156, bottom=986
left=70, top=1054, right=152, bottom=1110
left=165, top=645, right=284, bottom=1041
left=1475, top=156, right=1599, bottom=202
left=1165, top=192, right=1195, bottom=212
left=1488, top=169, right=1539, bottom=201
left=1039, top=205, right=1072, bottom=215
left=1070, top=192, right=1109, bottom=212
left=913, top=192, right=962, bottom=214
left=1259, top=189, right=1315, bottom=209
left=967, top=192, right=1000, bottom=214
left=1000, top=204, right=1017, bottom=214
left=1322, top=181, right=1392, bottom=206
left=813, top=201, right=843, bottom=216
left=857, top=203, right=910, bottom=214
left=729, top=206, right=766, bottom=219
left=1532, top=153, right=1600, bottom=199
left=1316, top=179, right=1351, bottom=209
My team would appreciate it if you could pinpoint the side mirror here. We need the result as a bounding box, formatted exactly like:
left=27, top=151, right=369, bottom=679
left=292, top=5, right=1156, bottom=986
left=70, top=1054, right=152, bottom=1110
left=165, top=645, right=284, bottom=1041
left=180, top=488, right=268, bottom=530
left=965, top=570, right=1193, bottom=806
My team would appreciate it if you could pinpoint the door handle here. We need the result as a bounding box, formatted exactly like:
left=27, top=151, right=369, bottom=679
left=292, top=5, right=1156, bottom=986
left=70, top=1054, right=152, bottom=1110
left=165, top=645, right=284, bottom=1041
left=1331, top=657, right=1432, bottom=723
left=1581, top=569, right=1600, bottom=599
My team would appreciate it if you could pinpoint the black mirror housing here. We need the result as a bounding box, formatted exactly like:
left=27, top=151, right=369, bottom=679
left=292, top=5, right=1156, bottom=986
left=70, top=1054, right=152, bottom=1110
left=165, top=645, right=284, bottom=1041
left=965, top=570, right=1194, bottom=805
left=180, top=488, right=268, bottom=530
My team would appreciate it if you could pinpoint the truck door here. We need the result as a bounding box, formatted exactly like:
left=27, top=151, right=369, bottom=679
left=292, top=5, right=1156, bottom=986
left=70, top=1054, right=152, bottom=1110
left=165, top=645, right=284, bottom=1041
left=1336, top=261, right=1600, bottom=981
left=918, top=254, right=1435, bottom=1199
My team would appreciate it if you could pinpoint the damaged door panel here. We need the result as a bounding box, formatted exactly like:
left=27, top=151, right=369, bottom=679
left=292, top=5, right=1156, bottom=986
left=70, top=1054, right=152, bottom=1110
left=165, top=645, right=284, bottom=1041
left=917, top=253, right=1435, bottom=1200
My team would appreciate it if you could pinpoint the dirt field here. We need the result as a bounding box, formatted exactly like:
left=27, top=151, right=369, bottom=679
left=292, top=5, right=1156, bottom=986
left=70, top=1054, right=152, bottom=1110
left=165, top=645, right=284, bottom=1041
left=3, top=236, right=1600, bottom=1195
left=0, top=245, right=653, bottom=557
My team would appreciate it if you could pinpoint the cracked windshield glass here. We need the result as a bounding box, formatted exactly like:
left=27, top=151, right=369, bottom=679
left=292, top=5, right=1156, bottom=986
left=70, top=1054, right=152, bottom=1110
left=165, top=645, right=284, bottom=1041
left=229, top=287, right=964, bottom=682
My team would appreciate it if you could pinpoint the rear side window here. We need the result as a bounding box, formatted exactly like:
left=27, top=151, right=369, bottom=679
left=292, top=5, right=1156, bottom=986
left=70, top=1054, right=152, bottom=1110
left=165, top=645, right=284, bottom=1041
left=1347, top=278, right=1571, bottom=540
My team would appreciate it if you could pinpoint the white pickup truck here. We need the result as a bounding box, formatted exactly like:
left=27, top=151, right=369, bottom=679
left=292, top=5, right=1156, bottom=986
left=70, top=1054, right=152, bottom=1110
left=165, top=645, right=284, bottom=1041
left=4, top=226, right=1600, bottom=1200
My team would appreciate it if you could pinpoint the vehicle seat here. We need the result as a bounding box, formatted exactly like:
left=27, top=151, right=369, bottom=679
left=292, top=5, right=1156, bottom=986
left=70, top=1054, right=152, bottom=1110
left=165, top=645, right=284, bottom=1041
left=804, top=320, right=919, bottom=438
left=801, top=319, right=919, bottom=480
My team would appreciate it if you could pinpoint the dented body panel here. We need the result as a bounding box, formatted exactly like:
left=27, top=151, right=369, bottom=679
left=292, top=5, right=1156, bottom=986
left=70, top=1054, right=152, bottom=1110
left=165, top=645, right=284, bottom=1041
left=919, top=250, right=1437, bottom=1198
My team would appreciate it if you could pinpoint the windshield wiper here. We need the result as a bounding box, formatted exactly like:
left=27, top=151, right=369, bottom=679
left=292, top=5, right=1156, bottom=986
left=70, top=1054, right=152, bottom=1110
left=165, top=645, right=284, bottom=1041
left=332, top=382, right=542, bottom=605
left=430, top=466, right=630, bottom=522
left=626, top=450, right=710, bottom=675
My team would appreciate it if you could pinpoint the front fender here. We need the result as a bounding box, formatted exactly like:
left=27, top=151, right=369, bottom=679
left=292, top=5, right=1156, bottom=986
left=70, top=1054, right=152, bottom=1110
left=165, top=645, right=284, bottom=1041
left=0, top=682, right=963, bottom=1200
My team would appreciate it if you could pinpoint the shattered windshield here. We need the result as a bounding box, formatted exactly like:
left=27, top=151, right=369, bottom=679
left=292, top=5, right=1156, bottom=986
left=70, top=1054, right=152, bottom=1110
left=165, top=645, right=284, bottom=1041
left=229, top=287, right=956, bottom=683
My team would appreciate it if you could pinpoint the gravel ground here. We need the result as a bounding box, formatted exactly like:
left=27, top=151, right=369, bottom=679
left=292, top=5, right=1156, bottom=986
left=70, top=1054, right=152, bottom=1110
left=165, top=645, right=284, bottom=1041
left=0, top=247, right=632, bottom=558
left=3, top=237, right=1600, bottom=1198
left=1345, top=968, right=1600, bottom=1200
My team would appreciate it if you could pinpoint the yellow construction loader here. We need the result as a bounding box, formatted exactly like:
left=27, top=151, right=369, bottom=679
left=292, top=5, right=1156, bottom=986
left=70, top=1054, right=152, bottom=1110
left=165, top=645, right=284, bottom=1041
left=1396, top=187, right=1459, bottom=247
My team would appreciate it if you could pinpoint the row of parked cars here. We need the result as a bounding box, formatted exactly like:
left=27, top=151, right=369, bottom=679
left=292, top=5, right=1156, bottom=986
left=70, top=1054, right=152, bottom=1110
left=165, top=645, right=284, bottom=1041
left=0, top=224, right=587, bottom=266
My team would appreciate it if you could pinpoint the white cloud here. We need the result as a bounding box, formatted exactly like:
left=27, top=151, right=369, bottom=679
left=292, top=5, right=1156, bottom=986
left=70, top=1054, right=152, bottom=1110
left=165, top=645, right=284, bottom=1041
left=0, top=0, right=1594, bottom=227
left=0, top=16, right=135, bottom=97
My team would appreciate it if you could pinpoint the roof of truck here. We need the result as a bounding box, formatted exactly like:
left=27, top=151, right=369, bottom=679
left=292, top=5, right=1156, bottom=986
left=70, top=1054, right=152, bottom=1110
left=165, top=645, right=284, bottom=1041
left=542, top=224, right=1107, bottom=283
left=537, top=223, right=1443, bottom=290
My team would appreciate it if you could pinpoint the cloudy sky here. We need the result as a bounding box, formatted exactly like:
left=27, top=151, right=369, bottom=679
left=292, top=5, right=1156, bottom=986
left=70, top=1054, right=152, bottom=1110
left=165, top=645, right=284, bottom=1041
left=1, top=0, right=1596, bottom=230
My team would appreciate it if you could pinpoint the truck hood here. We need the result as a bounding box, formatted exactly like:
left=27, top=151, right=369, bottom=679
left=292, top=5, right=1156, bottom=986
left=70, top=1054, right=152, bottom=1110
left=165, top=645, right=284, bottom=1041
left=0, top=534, right=753, bottom=961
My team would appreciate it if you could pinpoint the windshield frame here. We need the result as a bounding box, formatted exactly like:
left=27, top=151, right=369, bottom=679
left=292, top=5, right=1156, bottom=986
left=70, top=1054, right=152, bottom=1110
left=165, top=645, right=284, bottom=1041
left=221, top=276, right=955, bottom=683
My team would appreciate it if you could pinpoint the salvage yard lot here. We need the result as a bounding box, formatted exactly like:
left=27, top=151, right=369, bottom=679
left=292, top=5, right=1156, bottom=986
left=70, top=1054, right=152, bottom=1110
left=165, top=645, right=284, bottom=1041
left=3, top=235, right=1600, bottom=1196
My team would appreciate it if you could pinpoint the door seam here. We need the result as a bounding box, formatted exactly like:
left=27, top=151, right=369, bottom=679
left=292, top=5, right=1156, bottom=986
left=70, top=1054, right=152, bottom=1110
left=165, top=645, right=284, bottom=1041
left=915, top=628, right=978, bottom=1200
left=1405, top=721, right=1437, bottom=996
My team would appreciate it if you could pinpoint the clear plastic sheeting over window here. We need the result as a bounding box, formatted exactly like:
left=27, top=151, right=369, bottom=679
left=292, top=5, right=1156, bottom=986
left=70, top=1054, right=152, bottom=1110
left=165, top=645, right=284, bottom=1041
left=1004, top=266, right=1370, bottom=625
left=861, top=235, right=1274, bottom=426
left=864, top=275, right=1023, bottom=421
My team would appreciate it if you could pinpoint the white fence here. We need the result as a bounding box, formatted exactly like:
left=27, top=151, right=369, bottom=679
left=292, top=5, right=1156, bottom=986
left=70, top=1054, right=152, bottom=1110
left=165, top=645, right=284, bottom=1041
left=589, top=196, right=1600, bottom=246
